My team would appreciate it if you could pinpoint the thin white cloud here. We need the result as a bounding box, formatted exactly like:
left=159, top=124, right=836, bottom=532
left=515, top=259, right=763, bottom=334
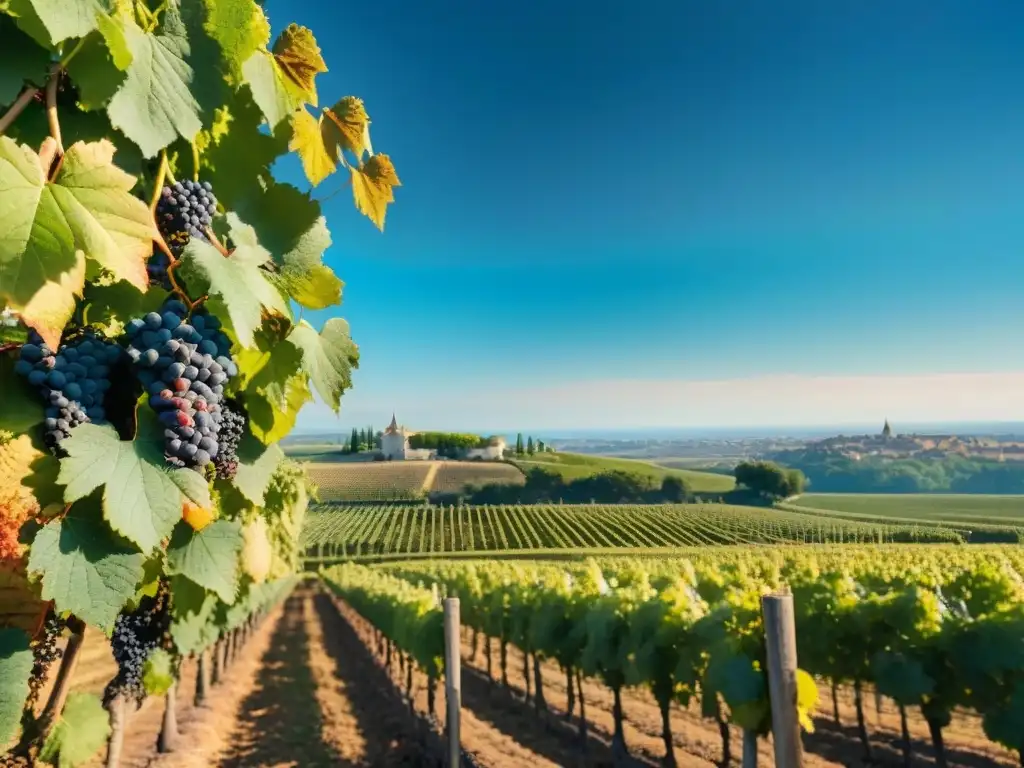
left=295, top=371, right=1024, bottom=432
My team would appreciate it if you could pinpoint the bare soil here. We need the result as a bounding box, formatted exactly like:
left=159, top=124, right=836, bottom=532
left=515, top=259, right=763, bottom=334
left=51, top=582, right=1015, bottom=768
left=465, top=630, right=1016, bottom=768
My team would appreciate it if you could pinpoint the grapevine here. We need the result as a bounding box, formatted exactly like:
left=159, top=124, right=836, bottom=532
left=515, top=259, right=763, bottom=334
left=0, top=0, right=398, bottom=763
left=24, top=614, right=65, bottom=717
left=105, top=582, right=172, bottom=707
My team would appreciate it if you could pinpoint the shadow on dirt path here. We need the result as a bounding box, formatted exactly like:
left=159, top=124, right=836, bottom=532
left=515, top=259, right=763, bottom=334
left=310, top=590, right=436, bottom=765
left=217, top=590, right=348, bottom=767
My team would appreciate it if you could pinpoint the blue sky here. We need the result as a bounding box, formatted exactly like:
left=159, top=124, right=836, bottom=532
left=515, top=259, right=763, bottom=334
left=269, top=0, right=1024, bottom=433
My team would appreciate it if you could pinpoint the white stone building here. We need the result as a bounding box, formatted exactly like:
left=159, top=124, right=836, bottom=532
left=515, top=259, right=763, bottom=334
left=466, top=436, right=507, bottom=460
left=379, top=414, right=506, bottom=461
left=380, top=414, right=433, bottom=460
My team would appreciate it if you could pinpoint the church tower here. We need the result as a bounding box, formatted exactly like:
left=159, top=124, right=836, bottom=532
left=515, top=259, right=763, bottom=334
left=381, top=413, right=408, bottom=459
left=882, top=418, right=892, bottom=440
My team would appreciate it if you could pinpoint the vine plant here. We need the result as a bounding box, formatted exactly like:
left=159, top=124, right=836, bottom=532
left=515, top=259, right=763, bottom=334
left=0, top=0, right=399, bottom=763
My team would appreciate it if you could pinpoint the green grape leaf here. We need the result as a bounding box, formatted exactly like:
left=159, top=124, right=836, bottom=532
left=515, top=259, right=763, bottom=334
left=127, top=554, right=164, bottom=610
left=176, top=218, right=290, bottom=348
left=231, top=319, right=293, bottom=390
left=201, top=0, right=269, bottom=79
left=0, top=17, right=51, bottom=105
left=242, top=23, right=325, bottom=128
left=233, top=180, right=321, bottom=256
left=81, top=280, right=165, bottom=337
left=56, top=418, right=209, bottom=553
left=168, top=575, right=219, bottom=655
left=232, top=439, right=283, bottom=506
left=38, top=691, right=111, bottom=767
left=166, top=520, right=243, bottom=604
left=0, top=353, right=45, bottom=433
left=267, top=217, right=342, bottom=310
left=795, top=668, right=818, bottom=733
left=26, top=502, right=147, bottom=631
left=982, top=681, right=1024, bottom=752
left=4, top=100, right=145, bottom=180
left=66, top=17, right=132, bottom=111
left=106, top=9, right=202, bottom=157
left=247, top=375, right=311, bottom=444
left=0, top=137, right=155, bottom=347
left=240, top=50, right=298, bottom=129
left=195, top=88, right=287, bottom=211
left=707, top=654, right=767, bottom=731
left=142, top=647, right=175, bottom=696
left=0, top=628, right=33, bottom=747
left=6, top=0, right=105, bottom=45
left=872, top=651, right=933, bottom=704
left=286, top=319, right=358, bottom=412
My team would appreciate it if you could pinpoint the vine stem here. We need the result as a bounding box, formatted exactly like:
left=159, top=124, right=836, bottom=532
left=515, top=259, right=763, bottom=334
left=205, top=229, right=230, bottom=257
left=0, top=87, right=38, bottom=134
left=45, top=64, right=63, bottom=155
left=191, top=141, right=200, bottom=182
left=150, top=151, right=170, bottom=214
left=58, top=38, right=87, bottom=69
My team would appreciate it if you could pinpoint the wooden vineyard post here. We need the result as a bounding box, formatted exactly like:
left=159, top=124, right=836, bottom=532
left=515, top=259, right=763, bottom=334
left=195, top=648, right=210, bottom=706
left=762, top=592, right=804, bottom=768
left=443, top=597, right=461, bottom=768
left=158, top=681, right=179, bottom=753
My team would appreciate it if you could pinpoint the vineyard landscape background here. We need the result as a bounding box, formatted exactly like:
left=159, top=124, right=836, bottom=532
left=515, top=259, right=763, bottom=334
left=3, top=2, right=1024, bottom=768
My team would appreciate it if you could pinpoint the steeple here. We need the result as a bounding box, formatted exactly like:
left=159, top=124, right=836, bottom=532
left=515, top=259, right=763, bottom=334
left=882, top=418, right=892, bottom=440
left=385, top=413, right=400, bottom=435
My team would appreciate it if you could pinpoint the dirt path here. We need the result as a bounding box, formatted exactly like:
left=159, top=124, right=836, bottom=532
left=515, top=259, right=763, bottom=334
left=421, top=462, right=440, bottom=493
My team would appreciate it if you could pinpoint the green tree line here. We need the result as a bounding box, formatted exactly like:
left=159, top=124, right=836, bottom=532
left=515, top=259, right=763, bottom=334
left=769, top=450, right=1024, bottom=494
left=434, top=468, right=691, bottom=505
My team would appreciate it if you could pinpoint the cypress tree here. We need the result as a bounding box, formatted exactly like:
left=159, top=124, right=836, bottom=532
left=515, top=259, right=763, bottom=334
left=350, top=428, right=359, bottom=453
left=516, top=433, right=524, bottom=454
left=527, top=436, right=535, bottom=455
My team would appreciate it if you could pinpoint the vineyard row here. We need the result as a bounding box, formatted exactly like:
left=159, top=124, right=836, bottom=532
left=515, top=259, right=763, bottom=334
left=300, top=502, right=975, bottom=560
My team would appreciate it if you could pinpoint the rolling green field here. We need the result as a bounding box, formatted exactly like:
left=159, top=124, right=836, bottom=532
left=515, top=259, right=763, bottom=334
left=307, top=461, right=526, bottom=501
left=283, top=443, right=353, bottom=462
left=301, top=502, right=965, bottom=560
left=510, top=451, right=736, bottom=493
left=793, top=493, right=1024, bottom=527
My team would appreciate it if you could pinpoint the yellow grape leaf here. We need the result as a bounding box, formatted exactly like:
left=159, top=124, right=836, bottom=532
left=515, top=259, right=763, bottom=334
left=289, top=109, right=336, bottom=187
left=796, top=668, right=819, bottom=733
left=350, top=154, right=401, bottom=231
left=17, top=253, right=87, bottom=350
left=0, top=434, right=43, bottom=524
left=323, top=96, right=371, bottom=159
left=272, top=23, right=327, bottom=105
left=0, top=559, right=47, bottom=636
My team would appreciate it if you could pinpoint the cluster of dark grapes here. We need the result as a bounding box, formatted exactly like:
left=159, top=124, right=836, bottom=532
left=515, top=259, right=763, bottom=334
left=14, top=329, right=122, bottom=452
left=214, top=401, right=246, bottom=479
left=126, top=299, right=238, bottom=471
left=24, top=614, right=65, bottom=716
left=148, top=180, right=218, bottom=288
left=146, top=248, right=172, bottom=291
left=105, top=582, right=172, bottom=706
left=155, top=180, right=217, bottom=256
